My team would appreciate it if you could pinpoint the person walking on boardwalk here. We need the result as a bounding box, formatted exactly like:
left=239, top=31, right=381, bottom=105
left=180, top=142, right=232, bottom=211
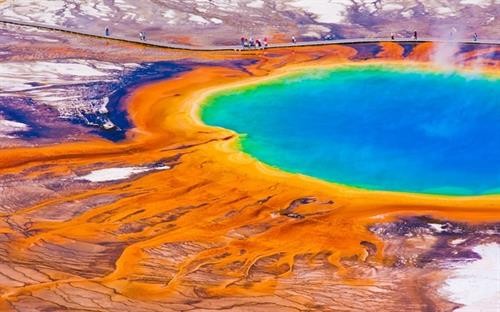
left=105, top=27, right=110, bottom=36
left=139, top=32, right=146, bottom=41
left=292, top=36, right=296, bottom=44
left=473, top=32, right=478, bottom=41
left=391, top=32, right=395, bottom=40
left=413, top=30, right=417, bottom=40
left=449, top=27, right=457, bottom=39
left=263, top=37, right=268, bottom=48
left=240, top=36, right=245, bottom=48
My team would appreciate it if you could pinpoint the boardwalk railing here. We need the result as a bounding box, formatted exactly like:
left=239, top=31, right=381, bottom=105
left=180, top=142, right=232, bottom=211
left=0, top=17, right=498, bottom=51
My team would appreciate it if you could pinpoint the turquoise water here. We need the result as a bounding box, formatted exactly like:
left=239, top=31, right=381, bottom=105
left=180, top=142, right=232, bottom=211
left=201, top=66, right=500, bottom=195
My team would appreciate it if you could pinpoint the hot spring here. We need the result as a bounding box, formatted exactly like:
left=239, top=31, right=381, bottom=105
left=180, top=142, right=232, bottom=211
left=201, top=65, right=500, bottom=196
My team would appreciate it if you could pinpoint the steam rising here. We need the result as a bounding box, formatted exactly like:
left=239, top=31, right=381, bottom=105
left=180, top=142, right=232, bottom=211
left=430, top=26, right=492, bottom=75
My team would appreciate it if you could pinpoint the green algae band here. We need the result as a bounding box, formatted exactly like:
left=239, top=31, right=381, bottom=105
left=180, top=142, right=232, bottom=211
left=201, top=66, right=500, bottom=195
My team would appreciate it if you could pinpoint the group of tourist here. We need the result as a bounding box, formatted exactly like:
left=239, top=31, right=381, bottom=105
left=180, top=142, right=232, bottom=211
left=239, top=35, right=300, bottom=49
left=240, top=36, right=269, bottom=49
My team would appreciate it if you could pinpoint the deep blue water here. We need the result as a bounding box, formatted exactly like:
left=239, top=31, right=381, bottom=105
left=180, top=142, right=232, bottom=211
left=201, top=66, right=500, bottom=195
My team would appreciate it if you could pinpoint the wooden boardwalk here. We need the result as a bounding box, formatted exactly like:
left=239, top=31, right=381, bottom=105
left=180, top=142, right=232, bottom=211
left=1, top=17, right=499, bottom=51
